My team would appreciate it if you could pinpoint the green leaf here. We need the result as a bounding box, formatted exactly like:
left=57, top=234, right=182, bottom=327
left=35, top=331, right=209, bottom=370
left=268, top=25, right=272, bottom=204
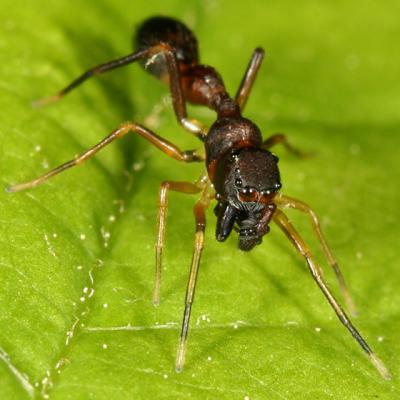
left=1, top=0, right=399, bottom=399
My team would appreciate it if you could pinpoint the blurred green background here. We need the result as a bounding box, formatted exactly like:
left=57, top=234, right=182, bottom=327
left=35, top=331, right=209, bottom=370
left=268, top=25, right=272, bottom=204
left=0, top=0, right=399, bottom=398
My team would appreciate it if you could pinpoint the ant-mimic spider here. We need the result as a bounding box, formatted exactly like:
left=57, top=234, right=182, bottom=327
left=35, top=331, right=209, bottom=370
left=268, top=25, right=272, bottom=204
left=7, top=16, right=390, bottom=379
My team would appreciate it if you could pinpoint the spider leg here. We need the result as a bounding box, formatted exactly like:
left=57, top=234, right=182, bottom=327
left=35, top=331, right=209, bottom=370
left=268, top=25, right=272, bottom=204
left=235, top=47, right=265, bottom=111
left=33, top=48, right=150, bottom=107
left=6, top=122, right=203, bottom=193
left=154, top=178, right=206, bottom=305
left=175, top=182, right=213, bottom=372
left=273, top=208, right=390, bottom=380
left=275, top=194, right=356, bottom=315
left=34, top=44, right=207, bottom=140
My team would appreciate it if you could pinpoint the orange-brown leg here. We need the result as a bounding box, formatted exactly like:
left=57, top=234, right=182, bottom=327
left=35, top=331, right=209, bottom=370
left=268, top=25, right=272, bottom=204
left=153, top=179, right=205, bottom=306
left=235, top=47, right=265, bottom=111
left=6, top=122, right=203, bottom=193
left=175, top=183, right=213, bottom=372
left=275, top=194, right=356, bottom=315
left=273, top=209, right=390, bottom=380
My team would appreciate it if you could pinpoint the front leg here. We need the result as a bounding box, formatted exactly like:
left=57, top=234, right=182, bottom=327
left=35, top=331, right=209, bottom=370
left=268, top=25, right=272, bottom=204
left=275, top=193, right=356, bottom=315
left=273, top=209, right=390, bottom=380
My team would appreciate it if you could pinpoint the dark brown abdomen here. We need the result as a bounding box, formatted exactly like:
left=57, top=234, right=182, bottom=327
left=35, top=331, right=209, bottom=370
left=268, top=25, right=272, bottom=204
left=134, top=16, right=199, bottom=78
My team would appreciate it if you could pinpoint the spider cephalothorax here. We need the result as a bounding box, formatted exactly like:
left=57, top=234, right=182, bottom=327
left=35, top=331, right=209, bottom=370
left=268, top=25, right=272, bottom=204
left=213, top=147, right=281, bottom=250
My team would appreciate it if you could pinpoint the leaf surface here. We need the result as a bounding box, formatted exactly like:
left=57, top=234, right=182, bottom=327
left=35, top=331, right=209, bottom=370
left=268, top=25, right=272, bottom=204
left=0, top=1, right=399, bottom=399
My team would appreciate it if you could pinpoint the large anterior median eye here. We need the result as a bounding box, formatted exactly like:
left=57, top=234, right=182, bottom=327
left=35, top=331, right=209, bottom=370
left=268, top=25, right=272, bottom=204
left=238, top=186, right=258, bottom=202
left=260, top=188, right=278, bottom=203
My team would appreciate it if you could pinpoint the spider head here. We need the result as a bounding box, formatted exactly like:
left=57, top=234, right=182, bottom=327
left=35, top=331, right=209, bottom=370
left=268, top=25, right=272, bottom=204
left=213, top=148, right=281, bottom=251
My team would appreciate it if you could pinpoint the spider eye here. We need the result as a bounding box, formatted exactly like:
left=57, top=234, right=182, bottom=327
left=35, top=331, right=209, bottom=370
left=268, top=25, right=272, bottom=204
left=239, top=186, right=258, bottom=202
left=261, top=189, right=273, bottom=197
left=235, top=178, right=242, bottom=187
